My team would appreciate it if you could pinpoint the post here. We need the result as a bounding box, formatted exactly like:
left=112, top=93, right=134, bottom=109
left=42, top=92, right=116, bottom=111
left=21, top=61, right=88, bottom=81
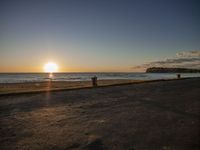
left=91, top=76, right=98, bottom=87
left=177, top=74, right=181, bottom=79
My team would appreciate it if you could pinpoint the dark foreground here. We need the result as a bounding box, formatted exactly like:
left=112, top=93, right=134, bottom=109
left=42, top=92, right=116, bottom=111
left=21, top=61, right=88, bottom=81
left=0, top=78, right=200, bottom=150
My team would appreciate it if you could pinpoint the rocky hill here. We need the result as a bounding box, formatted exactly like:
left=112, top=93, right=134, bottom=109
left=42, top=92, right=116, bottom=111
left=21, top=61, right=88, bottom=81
left=146, top=67, right=200, bottom=73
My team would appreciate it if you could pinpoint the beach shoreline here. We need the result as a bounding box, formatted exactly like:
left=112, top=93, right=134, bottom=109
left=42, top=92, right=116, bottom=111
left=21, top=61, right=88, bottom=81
left=0, top=77, right=198, bottom=96
left=0, top=79, right=138, bottom=96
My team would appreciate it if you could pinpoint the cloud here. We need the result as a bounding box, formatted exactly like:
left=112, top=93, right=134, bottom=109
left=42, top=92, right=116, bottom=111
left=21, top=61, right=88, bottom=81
left=176, top=51, right=200, bottom=58
left=133, top=50, right=200, bottom=71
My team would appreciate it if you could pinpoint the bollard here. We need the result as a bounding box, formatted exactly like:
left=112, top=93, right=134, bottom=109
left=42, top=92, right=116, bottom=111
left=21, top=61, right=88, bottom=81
left=177, top=74, right=181, bottom=79
left=91, top=76, right=98, bottom=87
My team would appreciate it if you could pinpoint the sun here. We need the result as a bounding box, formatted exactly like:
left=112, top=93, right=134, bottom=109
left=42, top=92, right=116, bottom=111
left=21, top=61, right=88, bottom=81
left=44, top=62, right=58, bottom=73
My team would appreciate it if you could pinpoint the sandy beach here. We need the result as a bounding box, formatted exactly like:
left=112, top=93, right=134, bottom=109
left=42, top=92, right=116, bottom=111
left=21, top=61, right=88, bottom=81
left=0, top=79, right=142, bottom=95
left=0, top=78, right=199, bottom=150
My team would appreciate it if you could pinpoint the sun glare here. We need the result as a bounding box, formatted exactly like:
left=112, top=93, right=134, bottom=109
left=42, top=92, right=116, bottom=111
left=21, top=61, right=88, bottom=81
left=44, top=62, right=58, bottom=73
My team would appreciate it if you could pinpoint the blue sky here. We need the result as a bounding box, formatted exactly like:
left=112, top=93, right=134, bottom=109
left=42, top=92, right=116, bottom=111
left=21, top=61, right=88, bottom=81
left=0, top=0, right=200, bottom=72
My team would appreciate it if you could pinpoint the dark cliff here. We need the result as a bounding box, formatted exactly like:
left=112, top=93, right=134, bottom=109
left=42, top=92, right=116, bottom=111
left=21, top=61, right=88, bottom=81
left=146, top=67, right=200, bottom=73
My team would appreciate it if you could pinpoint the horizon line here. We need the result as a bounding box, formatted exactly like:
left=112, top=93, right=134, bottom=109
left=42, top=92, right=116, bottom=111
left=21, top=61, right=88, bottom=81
left=0, top=71, right=144, bottom=74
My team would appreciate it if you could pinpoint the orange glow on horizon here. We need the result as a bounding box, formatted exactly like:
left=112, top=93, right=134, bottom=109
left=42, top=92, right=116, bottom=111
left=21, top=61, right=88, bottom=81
left=0, top=64, right=141, bottom=73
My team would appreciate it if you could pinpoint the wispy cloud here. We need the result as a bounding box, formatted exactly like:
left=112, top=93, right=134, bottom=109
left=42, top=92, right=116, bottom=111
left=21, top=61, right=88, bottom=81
left=176, top=51, right=200, bottom=58
left=133, top=50, right=200, bottom=71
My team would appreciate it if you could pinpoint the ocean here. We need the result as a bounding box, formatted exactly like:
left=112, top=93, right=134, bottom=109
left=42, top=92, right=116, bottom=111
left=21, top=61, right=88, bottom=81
left=0, top=73, right=200, bottom=83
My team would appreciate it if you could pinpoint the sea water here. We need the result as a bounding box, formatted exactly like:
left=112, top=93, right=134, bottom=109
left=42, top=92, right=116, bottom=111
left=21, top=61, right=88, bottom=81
left=0, top=73, right=200, bottom=83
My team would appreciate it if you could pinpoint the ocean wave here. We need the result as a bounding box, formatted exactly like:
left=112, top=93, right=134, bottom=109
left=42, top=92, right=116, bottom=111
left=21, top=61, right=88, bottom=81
left=0, top=73, right=200, bottom=83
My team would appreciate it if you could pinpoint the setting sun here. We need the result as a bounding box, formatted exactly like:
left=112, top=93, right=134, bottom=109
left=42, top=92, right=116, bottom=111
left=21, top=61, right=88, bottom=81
left=44, top=62, right=58, bottom=73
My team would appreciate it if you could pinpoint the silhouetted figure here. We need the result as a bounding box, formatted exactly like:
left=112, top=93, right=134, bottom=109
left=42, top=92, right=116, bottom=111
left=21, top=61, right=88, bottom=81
left=177, top=74, right=181, bottom=79
left=91, top=76, right=98, bottom=87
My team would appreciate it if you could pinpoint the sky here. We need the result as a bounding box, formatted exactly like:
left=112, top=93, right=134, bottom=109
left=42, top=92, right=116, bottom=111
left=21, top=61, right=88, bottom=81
left=0, top=0, right=200, bottom=72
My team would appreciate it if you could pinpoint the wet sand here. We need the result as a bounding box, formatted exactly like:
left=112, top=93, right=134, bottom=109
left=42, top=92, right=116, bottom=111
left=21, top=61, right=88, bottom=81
left=0, top=79, right=141, bottom=95
left=0, top=78, right=200, bottom=150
